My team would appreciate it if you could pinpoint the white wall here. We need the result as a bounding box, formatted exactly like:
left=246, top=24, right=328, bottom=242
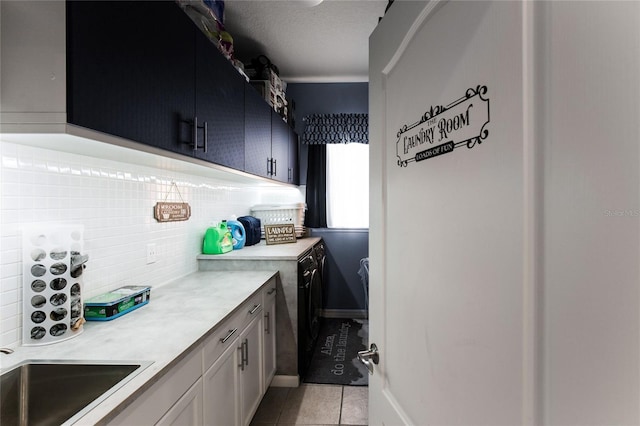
left=0, top=138, right=303, bottom=348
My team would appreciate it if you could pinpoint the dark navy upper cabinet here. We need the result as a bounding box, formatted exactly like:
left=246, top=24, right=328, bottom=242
left=67, top=1, right=196, bottom=157
left=288, top=131, right=300, bottom=185
left=271, top=112, right=290, bottom=184
left=195, top=32, right=245, bottom=170
left=67, top=0, right=245, bottom=169
left=67, top=1, right=296, bottom=183
left=244, top=84, right=272, bottom=179
left=271, top=112, right=300, bottom=185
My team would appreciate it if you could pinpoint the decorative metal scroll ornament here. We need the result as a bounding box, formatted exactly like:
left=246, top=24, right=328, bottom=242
left=396, top=85, right=490, bottom=167
left=154, top=182, right=191, bottom=222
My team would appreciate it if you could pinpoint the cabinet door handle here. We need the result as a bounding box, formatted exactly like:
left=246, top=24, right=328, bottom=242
left=238, top=341, right=245, bottom=371
left=244, top=338, right=249, bottom=367
left=265, top=311, right=271, bottom=334
left=220, top=327, right=238, bottom=344
left=202, top=120, right=208, bottom=153
left=267, top=158, right=272, bottom=175
left=273, top=158, right=277, bottom=176
left=192, top=116, right=199, bottom=152
left=249, top=304, right=261, bottom=315
left=181, top=117, right=196, bottom=151
left=267, top=288, right=276, bottom=295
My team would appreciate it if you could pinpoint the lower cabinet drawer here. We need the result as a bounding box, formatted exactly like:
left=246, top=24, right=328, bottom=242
left=203, top=291, right=263, bottom=370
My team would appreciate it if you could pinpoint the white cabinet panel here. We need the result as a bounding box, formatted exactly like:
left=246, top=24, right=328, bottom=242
left=203, top=341, right=241, bottom=426
left=239, top=314, right=263, bottom=426
left=108, top=348, right=202, bottom=425
left=157, top=379, right=203, bottom=426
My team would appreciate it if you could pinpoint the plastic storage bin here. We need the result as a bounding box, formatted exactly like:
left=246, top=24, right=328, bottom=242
left=250, top=203, right=306, bottom=237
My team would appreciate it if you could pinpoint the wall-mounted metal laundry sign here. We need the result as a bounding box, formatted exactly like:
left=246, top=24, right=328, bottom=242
left=396, top=85, right=490, bottom=167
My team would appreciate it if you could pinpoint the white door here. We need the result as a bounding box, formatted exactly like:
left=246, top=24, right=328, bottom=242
left=368, top=1, right=640, bottom=425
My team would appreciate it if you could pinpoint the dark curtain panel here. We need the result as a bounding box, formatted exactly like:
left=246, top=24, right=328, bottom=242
left=304, top=144, right=327, bottom=228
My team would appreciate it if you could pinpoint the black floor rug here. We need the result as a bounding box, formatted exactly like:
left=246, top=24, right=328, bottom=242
left=303, top=318, right=369, bottom=386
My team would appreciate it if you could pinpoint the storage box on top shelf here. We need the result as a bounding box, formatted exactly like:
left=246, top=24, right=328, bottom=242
left=250, top=80, right=288, bottom=121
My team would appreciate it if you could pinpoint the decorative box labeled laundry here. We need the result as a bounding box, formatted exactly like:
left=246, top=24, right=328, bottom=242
left=84, top=286, right=151, bottom=321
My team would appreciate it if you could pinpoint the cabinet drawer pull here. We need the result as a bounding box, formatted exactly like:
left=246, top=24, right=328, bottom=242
left=267, top=288, right=276, bottom=295
left=249, top=304, right=261, bottom=315
left=220, top=328, right=238, bottom=344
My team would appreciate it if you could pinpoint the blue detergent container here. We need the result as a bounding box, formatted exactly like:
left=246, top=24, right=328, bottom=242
left=227, top=219, right=246, bottom=250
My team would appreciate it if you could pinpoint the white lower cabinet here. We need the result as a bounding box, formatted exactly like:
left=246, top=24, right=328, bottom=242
left=108, top=348, right=202, bottom=425
left=239, top=314, right=264, bottom=426
left=203, top=341, right=240, bottom=425
left=109, top=278, right=275, bottom=426
left=156, top=379, right=204, bottom=426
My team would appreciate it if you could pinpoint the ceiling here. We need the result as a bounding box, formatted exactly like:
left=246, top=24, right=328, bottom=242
left=222, top=0, right=389, bottom=83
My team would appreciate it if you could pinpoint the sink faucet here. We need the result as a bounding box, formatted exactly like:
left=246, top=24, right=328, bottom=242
left=0, top=348, right=14, bottom=354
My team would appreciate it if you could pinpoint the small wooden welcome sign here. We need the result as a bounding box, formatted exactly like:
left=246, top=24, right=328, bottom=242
left=154, top=202, right=191, bottom=222
left=264, top=224, right=297, bottom=245
left=154, top=182, right=191, bottom=222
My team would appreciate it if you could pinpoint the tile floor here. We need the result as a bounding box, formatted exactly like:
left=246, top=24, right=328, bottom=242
left=250, top=384, right=368, bottom=426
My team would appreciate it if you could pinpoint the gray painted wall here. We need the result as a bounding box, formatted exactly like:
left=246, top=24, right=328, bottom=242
left=287, top=83, right=369, bottom=312
left=310, top=228, right=369, bottom=311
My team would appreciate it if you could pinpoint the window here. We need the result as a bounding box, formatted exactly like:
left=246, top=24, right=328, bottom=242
left=326, top=143, right=369, bottom=228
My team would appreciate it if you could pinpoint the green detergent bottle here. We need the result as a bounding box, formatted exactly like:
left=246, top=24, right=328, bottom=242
left=202, top=221, right=233, bottom=254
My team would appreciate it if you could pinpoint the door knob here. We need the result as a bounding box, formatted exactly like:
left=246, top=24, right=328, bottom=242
left=357, top=343, right=379, bottom=375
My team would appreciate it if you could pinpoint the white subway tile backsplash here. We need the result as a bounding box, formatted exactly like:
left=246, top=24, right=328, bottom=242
left=0, top=139, right=303, bottom=348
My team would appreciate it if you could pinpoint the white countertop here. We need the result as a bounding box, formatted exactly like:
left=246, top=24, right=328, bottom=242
left=0, top=270, right=278, bottom=425
left=197, top=237, right=321, bottom=261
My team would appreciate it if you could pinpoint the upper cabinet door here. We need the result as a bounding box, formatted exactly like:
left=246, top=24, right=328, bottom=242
left=244, top=84, right=273, bottom=179
left=195, top=32, right=245, bottom=170
left=270, top=112, right=290, bottom=183
left=67, top=1, right=196, bottom=155
left=288, top=130, right=300, bottom=185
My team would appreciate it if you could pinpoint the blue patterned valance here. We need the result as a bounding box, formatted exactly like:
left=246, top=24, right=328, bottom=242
left=302, top=113, right=369, bottom=145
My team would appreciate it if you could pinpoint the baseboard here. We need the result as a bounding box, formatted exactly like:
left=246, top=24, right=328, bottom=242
left=271, top=374, right=300, bottom=387
left=321, top=309, right=368, bottom=319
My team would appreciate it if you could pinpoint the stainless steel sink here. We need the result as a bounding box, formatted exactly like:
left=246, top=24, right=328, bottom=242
left=1, top=360, right=152, bottom=426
